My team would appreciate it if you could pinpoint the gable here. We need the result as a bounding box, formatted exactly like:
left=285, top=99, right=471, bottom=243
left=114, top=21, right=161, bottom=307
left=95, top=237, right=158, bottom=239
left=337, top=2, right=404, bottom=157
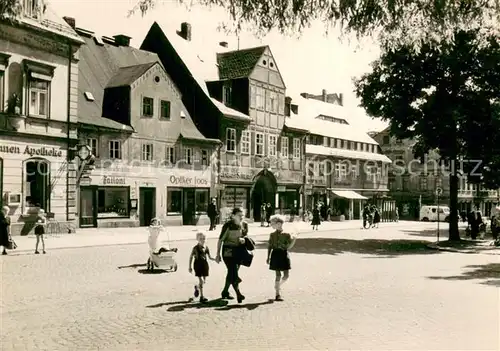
left=129, top=62, right=181, bottom=100
left=216, top=46, right=266, bottom=80
left=250, top=47, right=285, bottom=89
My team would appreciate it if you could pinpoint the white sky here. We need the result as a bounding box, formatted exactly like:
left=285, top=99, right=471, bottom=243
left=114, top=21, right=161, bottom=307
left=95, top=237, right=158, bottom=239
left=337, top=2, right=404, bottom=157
left=48, top=0, right=387, bottom=132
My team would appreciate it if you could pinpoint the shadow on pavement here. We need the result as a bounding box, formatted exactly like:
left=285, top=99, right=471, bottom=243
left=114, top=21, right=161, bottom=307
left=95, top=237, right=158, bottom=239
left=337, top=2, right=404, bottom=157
left=117, top=263, right=147, bottom=269
left=165, top=298, right=229, bottom=311
left=403, top=229, right=452, bottom=238
left=137, top=268, right=169, bottom=274
left=214, top=299, right=275, bottom=311
left=255, top=238, right=439, bottom=257
left=427, top=263, right=500, bottom=287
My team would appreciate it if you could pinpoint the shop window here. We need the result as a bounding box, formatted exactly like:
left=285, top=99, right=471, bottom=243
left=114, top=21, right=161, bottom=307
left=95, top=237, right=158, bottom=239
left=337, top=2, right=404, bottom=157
left=141, top=143, right=153, bottom=161
left=87, top=138, right=98, bottom=157
left=142, top=96, right=154, bottom=117
left=167, top=188, right=182, bottom=215
left=109, top=140, right=121, bottom=159
left=29, top=79, right=49, bottom=117
left=293, top=138, right=301, bottom=159
left=201, top=149, right=209, bottom=166
left=160, top=100, right=170, bottom=119
left=195, top=189, right=209, bottom=213
left=97, top=187, right=129, bottom=218
left=241, top=130, right=250, bottom=154
left=24, top=158, right=50, bottom=212
left=226, top=128, right=236, bottom=152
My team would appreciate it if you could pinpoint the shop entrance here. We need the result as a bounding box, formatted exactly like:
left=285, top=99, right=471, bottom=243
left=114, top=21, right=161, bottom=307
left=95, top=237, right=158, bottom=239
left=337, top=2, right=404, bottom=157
left=251, top=170, right=277, bottom=221
left=79, top=187, right=97, bottom=227
left=139, top=187, right=156, bottom=226
left=183, top=189, right=196, bottom=225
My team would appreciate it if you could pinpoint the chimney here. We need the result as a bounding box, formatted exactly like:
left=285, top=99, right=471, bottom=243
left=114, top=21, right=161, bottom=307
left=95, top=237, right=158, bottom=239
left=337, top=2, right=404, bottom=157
left=291, top=104, right=298, bottom=115
left=322, top=89, right=327, bottom=102
left=219, top=41, right=228, bottom=48
left=113, top=34, right=131, bottom=47
left=177, top=22, right=192, bottom=41
left=300, top=92, right=309, bottom=99
left=284, top=96, right=292, bottom=117
left=337, top=93, right=343, bottom=106
left=63, top=16, right=75, bottom=29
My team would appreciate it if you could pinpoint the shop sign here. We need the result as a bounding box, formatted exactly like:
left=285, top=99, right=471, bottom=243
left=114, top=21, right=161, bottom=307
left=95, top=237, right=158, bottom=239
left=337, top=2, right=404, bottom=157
left=103, top=176, right=126, bottom=185
left=0, top=144, right=63, bottom=157
left=276, top=170, right=302, bottom=184
left=220, top=166, right=255, bottom=181
left=168, top=175, right=209, bottom=187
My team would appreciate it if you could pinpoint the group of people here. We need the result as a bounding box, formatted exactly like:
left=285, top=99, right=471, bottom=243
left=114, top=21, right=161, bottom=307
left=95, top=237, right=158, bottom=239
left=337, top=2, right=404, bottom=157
left=187, top=207, right=297, bottom=303
left=362, top=204, right=382, bottom=229
left=0, top=206, right=47, bottom=255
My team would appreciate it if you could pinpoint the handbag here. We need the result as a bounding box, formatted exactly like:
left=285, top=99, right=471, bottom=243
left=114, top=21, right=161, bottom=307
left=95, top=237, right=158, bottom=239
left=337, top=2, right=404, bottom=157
left=239, top=248, right=253, bottom=267
left=244, top=236, right=256, bottom=251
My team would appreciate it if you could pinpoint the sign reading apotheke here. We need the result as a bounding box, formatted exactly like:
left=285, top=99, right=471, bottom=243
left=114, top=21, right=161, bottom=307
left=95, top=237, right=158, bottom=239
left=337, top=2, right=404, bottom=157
left=0, top=144, right=63, bottom=157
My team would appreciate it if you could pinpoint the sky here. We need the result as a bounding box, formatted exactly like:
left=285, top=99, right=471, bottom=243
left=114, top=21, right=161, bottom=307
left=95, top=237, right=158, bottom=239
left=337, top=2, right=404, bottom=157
left=48, top=0, right=387, bottom=132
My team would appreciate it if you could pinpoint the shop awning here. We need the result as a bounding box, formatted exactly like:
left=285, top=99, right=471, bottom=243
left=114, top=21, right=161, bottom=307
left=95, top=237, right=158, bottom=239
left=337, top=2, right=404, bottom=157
left=330, top=190, right=367, bottom=200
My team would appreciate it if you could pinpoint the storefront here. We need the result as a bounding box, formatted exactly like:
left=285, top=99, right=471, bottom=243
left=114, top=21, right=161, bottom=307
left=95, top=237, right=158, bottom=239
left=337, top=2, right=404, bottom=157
left=79, top=163, right=211, bottom=228
left=0, top=137, right=72, bottom=235
left=275, top=170, right=303, bottom=215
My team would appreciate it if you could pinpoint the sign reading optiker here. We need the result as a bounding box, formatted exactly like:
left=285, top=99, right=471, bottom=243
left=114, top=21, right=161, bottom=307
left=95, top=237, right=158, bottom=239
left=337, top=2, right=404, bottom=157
left=168, top=175, right=208, bottom=187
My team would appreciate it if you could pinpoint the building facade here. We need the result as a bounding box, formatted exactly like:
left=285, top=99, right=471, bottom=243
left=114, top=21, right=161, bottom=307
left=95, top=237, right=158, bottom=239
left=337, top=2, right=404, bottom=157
left=374, top=128, right=500, bottom=219
left=287, top=93, right=392, bottom=220
left=74, top=24, right=218, bottom=228
left=0, top=4, right=84, bottom=235
left=140, top=22, right=307, bottom=222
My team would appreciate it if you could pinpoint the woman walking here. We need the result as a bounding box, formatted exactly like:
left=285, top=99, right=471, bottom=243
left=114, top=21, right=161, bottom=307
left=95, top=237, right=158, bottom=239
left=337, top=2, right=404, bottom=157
left=0, top=206, right=11, bottom=255
left=311, top=204, right=321, bottom=230
left=215, top=207, right=246, bottom=303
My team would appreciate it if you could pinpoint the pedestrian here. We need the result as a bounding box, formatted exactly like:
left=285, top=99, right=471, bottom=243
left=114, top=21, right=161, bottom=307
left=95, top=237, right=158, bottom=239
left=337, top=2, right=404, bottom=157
left=215, top=207, right=246, bottom=303
left=189, top=232, right=214, bottom=303
left=373, top=207, right=381, bottom=228
left=265, top=203, right=272, bottom=227
left=0, top=206, right=11, bottom=255
left=207, top=198, right=218, bottom=231
left=34, top=208, right=46, bottom=254
left=260, top=203, right=266, bottom=227
left=266, top=215, right=297, bottom=301
left=311, top=204, right=321, bottom=230
left=395, top=207, right=399, bottom=222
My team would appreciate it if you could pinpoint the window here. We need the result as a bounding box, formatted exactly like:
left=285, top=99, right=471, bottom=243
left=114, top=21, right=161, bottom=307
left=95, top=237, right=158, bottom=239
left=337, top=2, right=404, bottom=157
left=250, top=85, right=256, bottom=108
left=255, top=133, right=264, bottom=155
left=166, top=146, right=175, bottom=165
left=420, top=176, right=428, bottom=191
left=330, top=138, right=336, bottom=148
left=201, top=150, right=209, bottom=166
left=383, top=135, right=390, bottom=145
left=256, top=87, right=265, bottom=110
left=87, top=138, right=99, bottom=157
left=293, top=138, right=301, bottom=159
left=193, top=149, right=201, bottom=164
left=167, top=188, right=182, bottom=214
left=226, top=128, right=236, bottom=152
left=142, top=97, right=154, bottom=117
left=29, top=79, right=49, bottom=117
left=278, top=94, right=285, bottom=115
left=108, top=140, right=121, bottom=159
left=268, top=135, right=277, bottom=156
left=241, top=130, right=250, bottom=154
left=97, top=187, right=129, bottom=218
left=160, top=100, right=171, bottom=119
left=195, top=189, right=209, bottom=212
left=24, top=159, right=50, bottom=212
left=281, top=136, right=289, bottom=157
left=270, top=92, right=277, bottom=113
left=319, top=162, right=325, bottom=177
left=351, top=164, right=358, bottom=178
left=23, top=0, right=40, bottom=18
left=357, top=142, right=361, bottom=151
left=141, top=143, right=153, bottom=161
left=183, top=147, right=193, bottom=164
left=222, top=84, right=232, bottom=106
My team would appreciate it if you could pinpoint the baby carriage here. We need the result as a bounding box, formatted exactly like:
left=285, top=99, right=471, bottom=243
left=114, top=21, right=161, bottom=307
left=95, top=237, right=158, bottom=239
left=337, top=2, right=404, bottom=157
left=146, top=219, right=178, bottom=272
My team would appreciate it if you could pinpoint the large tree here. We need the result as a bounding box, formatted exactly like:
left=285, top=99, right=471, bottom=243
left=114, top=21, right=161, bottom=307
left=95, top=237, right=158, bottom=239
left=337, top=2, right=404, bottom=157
left=354, top=29, right=500, bottom=240
left=127, top=0, right=500, bottom=46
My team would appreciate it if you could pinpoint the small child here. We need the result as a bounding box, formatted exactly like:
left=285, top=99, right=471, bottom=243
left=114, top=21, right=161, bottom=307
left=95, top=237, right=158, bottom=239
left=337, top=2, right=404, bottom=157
left=148, top=218, right=177, bottom=254
left=34, top=209, right=46, bottom=254
left=267, top=215, right=297, bottom=301
left=188, top=232, right=214, bottom=303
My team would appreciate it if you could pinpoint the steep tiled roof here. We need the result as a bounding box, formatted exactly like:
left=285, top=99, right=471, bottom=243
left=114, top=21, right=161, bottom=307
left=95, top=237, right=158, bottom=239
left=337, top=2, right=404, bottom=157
left=216, top=46, right=267, bottom=80
left=106, top=62, right=157, bottom=88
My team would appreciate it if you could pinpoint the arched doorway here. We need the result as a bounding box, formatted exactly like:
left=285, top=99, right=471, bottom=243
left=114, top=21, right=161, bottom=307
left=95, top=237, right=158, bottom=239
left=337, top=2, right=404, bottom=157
left=251, top=169, right=277, bottom=221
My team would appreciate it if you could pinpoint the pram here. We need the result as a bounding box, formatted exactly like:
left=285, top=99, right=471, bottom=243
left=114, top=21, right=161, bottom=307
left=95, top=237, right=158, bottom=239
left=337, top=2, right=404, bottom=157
left=146, top=220, right=178, bottom=272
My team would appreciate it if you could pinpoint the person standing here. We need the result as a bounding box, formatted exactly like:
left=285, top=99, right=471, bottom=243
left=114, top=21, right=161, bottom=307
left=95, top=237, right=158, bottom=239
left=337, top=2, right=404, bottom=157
left=0, top=206, right=11, bottom=255
left=215, top=207, right=246, bottom=303
left=265, top=203, right=273, bottom=227
left=311, top=204, right=321, bottom=230
left=373, top=207, right=381, bottom=228
left=207, top=198, right=218, bottom=231
left=189, top=232, right=215, bottom=303
left=34, top=209, right=47, bottom=254
left=260, top=203, right=267, bottom=227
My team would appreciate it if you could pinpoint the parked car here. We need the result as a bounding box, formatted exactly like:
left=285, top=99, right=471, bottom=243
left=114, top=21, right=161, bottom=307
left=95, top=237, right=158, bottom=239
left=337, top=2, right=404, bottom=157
left=419, top=205, right=451, bottom=222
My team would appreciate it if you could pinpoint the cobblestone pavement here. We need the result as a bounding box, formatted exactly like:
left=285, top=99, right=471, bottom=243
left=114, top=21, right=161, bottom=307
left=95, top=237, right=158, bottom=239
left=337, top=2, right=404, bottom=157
left=1, top=226, right=498, bottom=350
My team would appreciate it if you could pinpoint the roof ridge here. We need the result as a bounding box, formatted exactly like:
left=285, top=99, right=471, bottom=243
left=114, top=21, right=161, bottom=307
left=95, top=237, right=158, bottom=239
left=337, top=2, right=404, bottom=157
left=217, top=45, right=267, bottom=56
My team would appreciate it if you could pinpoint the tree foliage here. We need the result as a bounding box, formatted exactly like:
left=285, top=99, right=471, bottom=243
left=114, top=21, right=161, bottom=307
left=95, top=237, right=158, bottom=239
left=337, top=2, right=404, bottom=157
left=355, top=29, right=500, bottom=239
left=0, top=0, right=22, bottom=20
left=130, top=0, right=500, bottom=46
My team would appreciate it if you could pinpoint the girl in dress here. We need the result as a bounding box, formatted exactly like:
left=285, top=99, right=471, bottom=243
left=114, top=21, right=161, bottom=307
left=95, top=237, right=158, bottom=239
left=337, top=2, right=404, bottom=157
left=34, top=209, right=46, bottom=254
left=311, top=204, right=321, bottom=230
left=267, top=215, right=297, bottom=301
left=189, top=232, right=214, bottom=303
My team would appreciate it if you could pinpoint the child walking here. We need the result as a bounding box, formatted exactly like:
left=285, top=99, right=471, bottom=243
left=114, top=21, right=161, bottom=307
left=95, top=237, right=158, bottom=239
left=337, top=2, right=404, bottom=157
left=266, top=215, right=297, bottom=301
left=189, top=232, right=214, bottom=303
left=34, top=209, right=46, bottom=254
